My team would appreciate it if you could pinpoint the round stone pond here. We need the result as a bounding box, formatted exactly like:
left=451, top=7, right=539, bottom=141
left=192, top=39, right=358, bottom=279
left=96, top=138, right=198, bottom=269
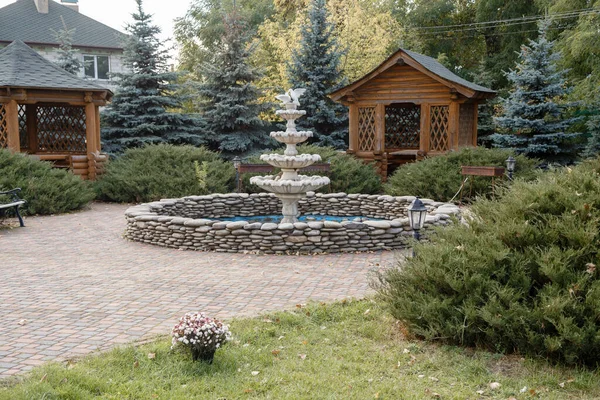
left=217, top=215, right=384, bottom=224
left=125, top=192, right=461, bottom=254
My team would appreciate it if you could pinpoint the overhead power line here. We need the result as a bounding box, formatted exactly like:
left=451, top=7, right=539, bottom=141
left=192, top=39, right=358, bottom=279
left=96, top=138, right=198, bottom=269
left=407, top=7, right=599, bottom=33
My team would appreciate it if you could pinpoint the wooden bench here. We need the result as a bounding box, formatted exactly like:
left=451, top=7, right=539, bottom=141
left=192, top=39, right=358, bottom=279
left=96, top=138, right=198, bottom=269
left=0, top=188, right=26, bottom=227
left=235, top=163, right=332, bottom=192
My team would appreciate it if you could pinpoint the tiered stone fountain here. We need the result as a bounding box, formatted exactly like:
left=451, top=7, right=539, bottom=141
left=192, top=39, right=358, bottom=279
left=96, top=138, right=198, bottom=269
left=250, top=89, right=330, bottom=223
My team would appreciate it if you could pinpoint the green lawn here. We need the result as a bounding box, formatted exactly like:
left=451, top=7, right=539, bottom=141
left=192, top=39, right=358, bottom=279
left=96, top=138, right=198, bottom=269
left=1, top=300, right=599, bottom=399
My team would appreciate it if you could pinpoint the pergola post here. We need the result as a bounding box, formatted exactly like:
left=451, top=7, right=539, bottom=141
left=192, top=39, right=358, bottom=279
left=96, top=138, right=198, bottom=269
left=26, top=105, right=38, bottom=153
left=449, top=101, right=460, bottom=150
left=5, top=100, right=20, bottom=152
left=85, top=100, right=98, bottom=180
left=348, top=104, right=358, bottom=154
left=375, top=103, right=385, bottom=154
left=472, top=102, right=479, bottom=146
left=419, top=103, right=430, bottom=154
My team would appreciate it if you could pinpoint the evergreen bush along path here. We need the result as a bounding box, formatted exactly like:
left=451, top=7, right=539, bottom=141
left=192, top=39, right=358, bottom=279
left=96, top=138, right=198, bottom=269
left=101, top=0, right=203, bottom=155
left=94, top=145, right=235, bottom=203
left=376, top=157, right=600, bottom=365
left=0, top=150, right=95, bottom=216
left=4, top=301, right=600, bottom=399
left=385, top=147, right=537, bottom=202
left=287, top=0, right=348, bottom=149
left=491, top=19, right=582, bottom=163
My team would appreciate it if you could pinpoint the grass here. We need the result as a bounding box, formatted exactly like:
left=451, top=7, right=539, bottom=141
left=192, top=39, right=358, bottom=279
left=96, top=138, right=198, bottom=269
left=1, top=300, right=599, bottom=399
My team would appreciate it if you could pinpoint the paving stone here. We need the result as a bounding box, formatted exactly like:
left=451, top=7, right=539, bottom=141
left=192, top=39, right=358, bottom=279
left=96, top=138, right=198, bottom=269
left=0, top=203, right=398, bottom=379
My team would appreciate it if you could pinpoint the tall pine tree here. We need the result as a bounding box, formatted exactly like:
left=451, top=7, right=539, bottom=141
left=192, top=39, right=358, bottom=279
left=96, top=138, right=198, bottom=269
left=102, top=0, right=203, bottom=154
left=491, top=19, right=582, bottom=163
left=287, top=0, right=348, bottom=149
left=198, top=10, right=270, bottom=156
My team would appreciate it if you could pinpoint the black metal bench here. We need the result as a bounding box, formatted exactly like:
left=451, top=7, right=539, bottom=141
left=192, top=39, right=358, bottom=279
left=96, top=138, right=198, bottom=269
left=0, top=188, right=26, bottom=227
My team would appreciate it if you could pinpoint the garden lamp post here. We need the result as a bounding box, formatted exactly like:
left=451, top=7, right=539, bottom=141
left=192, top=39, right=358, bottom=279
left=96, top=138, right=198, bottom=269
left=407, top=197, right=428, bottom=241
left=233, top=156, right=242, bottom=192
left=506, top=156, right=516, bottom=181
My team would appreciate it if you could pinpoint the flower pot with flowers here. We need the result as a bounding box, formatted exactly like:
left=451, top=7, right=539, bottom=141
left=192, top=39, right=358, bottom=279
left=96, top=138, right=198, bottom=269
left=171, top=312, right=231, bottom=363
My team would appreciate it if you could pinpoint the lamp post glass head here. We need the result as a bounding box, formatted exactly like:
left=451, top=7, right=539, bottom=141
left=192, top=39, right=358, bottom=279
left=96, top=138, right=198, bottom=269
left=232, top=156, right=242, bottom=169
left=408, top=197, right=427, bottom=231
left=506, top=156, right=516, bottom=180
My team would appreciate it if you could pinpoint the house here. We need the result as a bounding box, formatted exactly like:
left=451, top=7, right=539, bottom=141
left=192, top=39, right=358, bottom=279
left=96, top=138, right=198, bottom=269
left=0, top=0, right=126, bottom=91
left=329, top=48, right=496, bottom=178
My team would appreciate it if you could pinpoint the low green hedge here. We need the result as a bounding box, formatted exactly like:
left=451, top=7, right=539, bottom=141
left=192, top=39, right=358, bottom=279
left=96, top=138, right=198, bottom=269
left=374, top=158, right=600, bottom=365
left=385, top=147, right=538, bottom=202
left=242, top=144, right=382, bottom=194
left=0, top=150, right=95, bottom=215
left=95, top=144, right=235, bottom=203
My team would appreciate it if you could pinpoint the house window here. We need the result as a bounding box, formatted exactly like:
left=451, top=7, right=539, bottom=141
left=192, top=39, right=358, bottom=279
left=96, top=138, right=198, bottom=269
left=84, top=55, right=110, bottom=80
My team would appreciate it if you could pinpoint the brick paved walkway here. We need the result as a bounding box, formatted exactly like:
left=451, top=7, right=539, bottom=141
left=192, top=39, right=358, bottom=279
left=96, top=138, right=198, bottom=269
left=0, top=203, right=399, bottom=378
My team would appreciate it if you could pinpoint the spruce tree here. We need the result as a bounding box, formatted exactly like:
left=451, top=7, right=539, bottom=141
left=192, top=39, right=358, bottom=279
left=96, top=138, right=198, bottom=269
left=52, top=24, right=83, bottom=75
left=491, top=19, right=582, bottom=163
left=197, top=10, right=270, bottom=156
left=582, top=114, right=600, bottom=158
left=287, top=0, right=348, bottom=149
left=102, top=0, right=203, bottom=154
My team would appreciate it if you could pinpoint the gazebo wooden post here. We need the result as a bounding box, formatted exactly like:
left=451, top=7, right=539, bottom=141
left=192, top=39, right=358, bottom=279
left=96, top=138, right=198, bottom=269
left=5, top=99, right=20, bottom=152
left=26, top=105, right=38, bottom=153
left=472, top=103, right=479, bottom=146
left=84, top=95, right=98, bottom=180
left=375, top=104, right=385, bottom=153
left=449, top=101, right=460, bottom=150
left=374, top=104, right=387, bottom=177
left=95, top=106, right=101, bottom=152
left=419, top=103, right=430, bottom=155
left=348, top=104, right=358, bottom=154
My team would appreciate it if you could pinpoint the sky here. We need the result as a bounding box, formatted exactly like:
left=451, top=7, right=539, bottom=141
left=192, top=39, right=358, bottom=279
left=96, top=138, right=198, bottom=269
left=0, top=0, right=194, bottom=62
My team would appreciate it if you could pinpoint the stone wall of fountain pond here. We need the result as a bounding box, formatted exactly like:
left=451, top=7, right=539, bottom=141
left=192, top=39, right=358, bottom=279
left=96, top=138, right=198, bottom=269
left=124, top=192, right=461, bottom=254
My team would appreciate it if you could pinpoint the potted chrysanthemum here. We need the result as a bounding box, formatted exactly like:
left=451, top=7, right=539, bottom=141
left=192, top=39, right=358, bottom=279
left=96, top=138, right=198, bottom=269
left=171, top=312, right=231, bottom=362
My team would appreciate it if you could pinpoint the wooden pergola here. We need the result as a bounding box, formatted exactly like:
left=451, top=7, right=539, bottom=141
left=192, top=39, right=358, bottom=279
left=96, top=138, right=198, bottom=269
left=329, top=48, right=496, bottom=178
left=0, top=40, right=112, bottom=180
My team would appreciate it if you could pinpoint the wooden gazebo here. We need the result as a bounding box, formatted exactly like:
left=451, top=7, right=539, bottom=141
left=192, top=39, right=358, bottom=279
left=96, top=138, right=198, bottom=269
left=329, top=48, right=496, bottom=178
left=0, top=40, right=112, bottom=179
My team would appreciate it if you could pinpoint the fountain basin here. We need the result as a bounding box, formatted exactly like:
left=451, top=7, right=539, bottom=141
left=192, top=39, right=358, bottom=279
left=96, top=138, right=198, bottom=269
left=260, top=154, right=321, bottom=169
left=275, top=109, right=306, bottom=120
left=270, top=131, right=313, bottom=144
left=124, top=192, right=460, bottom=254
left=250, top=175, right=330, bottom=194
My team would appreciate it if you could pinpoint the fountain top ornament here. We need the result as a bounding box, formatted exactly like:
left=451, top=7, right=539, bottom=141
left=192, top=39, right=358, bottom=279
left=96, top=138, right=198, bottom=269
left=250, top=89, right=330, bottom=224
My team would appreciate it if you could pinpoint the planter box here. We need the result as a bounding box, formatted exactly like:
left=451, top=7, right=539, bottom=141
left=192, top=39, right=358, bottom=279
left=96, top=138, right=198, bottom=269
left=461, top=166, right=505, bottom=177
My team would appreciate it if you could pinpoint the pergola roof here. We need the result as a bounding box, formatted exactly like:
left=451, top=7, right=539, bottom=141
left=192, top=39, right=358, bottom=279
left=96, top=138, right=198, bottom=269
left=330, top=48, right=496, bottom=101
left=0, top=0, right=125, bottom=50
left=0, top=40, right=112, bottom=97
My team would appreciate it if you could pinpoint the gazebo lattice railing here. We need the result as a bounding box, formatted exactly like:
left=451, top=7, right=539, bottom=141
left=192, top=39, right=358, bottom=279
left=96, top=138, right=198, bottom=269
left=0, top=104, right=7, bottom=148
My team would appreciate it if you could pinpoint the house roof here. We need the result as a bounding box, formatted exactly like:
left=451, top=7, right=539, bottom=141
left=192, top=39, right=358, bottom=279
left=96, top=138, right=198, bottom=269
left=329, top=48, right=496, bottom=101
left=0, top=40, right=112, bottom=95
left=0, top=0, right=125, bottom=50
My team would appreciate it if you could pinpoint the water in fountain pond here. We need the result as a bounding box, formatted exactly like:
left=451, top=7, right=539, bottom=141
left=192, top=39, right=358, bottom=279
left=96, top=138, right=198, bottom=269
left=217, top=215, right=384, bottom=224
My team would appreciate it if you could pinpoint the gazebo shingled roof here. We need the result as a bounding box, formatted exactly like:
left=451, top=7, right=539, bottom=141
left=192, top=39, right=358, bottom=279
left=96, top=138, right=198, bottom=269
left=0, top=40, right=112, bottom=180
left=0, top=40, right=111, bottom=91
left=329, top=48, right=496, bottom=179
